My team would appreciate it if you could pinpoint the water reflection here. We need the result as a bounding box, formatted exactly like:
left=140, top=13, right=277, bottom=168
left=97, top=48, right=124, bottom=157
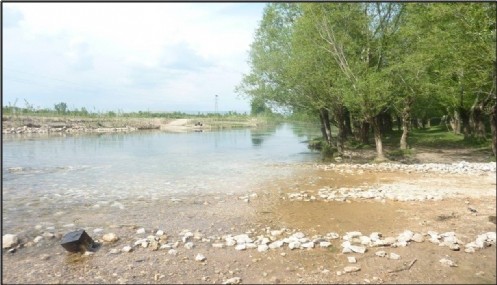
left=250, top=123, right=279, bottom=147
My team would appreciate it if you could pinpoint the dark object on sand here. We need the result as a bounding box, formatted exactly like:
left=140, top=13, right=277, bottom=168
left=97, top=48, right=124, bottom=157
left=489, top=215, right=496, bottom=224
left=60, top=230, right=95, bottom=253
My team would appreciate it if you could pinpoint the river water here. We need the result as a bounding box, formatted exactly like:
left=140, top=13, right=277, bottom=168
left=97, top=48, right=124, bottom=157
left=2, top=123, right=321, bottom=233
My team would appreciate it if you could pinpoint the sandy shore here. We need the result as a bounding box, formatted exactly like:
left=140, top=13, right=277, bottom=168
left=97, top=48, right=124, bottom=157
left=2, top=154, right=496, bottom=284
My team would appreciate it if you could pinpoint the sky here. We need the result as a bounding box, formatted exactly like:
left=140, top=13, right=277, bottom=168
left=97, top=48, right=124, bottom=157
left=2, top=2, right=266, bottom=113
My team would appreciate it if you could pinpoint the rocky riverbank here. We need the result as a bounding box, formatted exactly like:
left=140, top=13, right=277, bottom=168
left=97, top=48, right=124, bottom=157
left=2, top=115, right=261, bottom=135
left=2, top=160, right=495, bottom=284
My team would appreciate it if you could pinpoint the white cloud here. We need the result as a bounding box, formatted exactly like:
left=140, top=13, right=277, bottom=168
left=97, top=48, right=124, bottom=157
left=3, top=2, right=265, bottom=112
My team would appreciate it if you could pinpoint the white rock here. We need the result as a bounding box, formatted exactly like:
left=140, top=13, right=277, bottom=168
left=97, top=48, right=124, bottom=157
left=349, top=245, right=367, bottom=254
left=168, top=249, right=178, bottom=256
left=292, top=232, right=305, bottom=239
left=195, top=253, right=206, bottom=262
left=93, top=228, right=104, bottom=233
left=347, top=256, right=357, bottom=263
left=397, top=230, right=413, bottom=242
left=269, top=240, right=284, bottom=249
left=343, top=266, right=361, bottom=273
left=235, top=244, right=246, bottom=251
left=412, top=233, right=424, bottom=243
left=102, top=233, right=119, bottom=242
left=156, top=230, right=164, bottom=236
left=33, top=236, right=43, bottom=243
left=439, top=258, right=457, bottom=267
left=212, top=243, right=225, bottom=248
left=223, top=277, right=241, bottom=284
left=288, top=241, right=301, bottom=250
left=301, top=242, right=315, bottom=249
left=122, top=246, right=132, bottom=252
left=184, top=242, right=194, bottom=249
left=2, top=234, right=18, bottom=249
left=257, top=244, right=269, bottom=252
left=136, top=228, right=146, bottom=234
left=389, top=253, right=401, bottom=260
left=359, top=236, right=371, bottom=245
left=225, top=238, right=236, bottom=247
left=270, top=230, right=283, bottom=237
left=326, top=232, right=340, bottom=240
left=245, top=243, right=257, bottom=249
left=320, top=241, right=331, bottom=248
left=375, top=250, right=387, bottom=257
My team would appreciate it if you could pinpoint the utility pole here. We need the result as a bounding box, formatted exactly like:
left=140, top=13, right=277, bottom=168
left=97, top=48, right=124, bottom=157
left=215, top=94, right=219, bottom=114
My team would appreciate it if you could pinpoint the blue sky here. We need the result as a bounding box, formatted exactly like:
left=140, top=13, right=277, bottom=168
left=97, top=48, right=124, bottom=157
left=2, top=3, right=266, bottom=113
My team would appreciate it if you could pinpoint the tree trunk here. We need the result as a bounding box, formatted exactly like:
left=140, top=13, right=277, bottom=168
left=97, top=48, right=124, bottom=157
left=334, top=105, right=348, bottom=154
left=470, top=98, right=486, bottom=139
left=344, top=107, right=353, bottom=138
left=400, top=98, right=412, bottom=150
left=319, top=108, right=333, bottom=145
left=359, top=120, right=370, bottom=145
left=491, top=103, right=497, bottom=157
left=396, top=115, right=401, bottom=131
left=371, top=116, right=386, bottom=160
left=453, top=110, right=461, bottom=134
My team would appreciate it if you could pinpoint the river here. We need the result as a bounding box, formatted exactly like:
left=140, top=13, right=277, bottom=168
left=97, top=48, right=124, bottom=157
left=2, top=122, right=321, bottom=233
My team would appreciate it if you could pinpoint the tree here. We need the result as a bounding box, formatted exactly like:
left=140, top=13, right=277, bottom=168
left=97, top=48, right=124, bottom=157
left=54, top=102, right=68, bottom=114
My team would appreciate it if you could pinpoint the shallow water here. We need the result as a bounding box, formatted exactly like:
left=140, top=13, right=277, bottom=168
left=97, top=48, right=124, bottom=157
left=2, top=122, right=321, bottom=232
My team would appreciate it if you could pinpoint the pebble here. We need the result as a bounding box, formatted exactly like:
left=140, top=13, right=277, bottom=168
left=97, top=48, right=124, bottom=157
left=136, top=228, right=146, bottom=234
left=3, top=234, right=18, bottom=249
left=168, top=249, right=178, bottom=256
left=343, top=266, right=361, bottom=273
left=102, top=233, right=119, bottom=242
left=375, top=250, right=387, bottom=257
left=347, top=256, right=357, bottom=263
left=195, top=253, right=206, bottom=262
left=223, top=277, right=241, bottom=284
left=388, top=253, right=401, bottom=260
left=184, top=242, right=194, bottom=249
left=122, top=246, right=132, bottom=253
left=439, top=258, right=457, bottom=267
left=33, top=236, right=43, bottom=243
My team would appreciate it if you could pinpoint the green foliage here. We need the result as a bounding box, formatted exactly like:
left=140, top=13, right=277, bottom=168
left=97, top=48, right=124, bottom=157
left=54, top=102, right=68, bottom=114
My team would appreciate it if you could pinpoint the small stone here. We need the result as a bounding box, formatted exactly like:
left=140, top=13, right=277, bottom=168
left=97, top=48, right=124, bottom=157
left=412, top=233, right=424, bottom=243
left=122, top=246, right=133, bottom=252
left=280, top=252, right=286, bottom=256
left=33, top=236, right=43, bottom=243
left=102, top=233, right=119, bottom=242
left=257, top=244, right=269, bottom=252
left=184, top=242, right=194, bottom=249
left=389, top=253, right=401, bottom=260
left=156, top=230, right=164, bottom=236
left=136, top=228, right=146, bottom=234
left=347, top=256, right=357, bottom=263
left=212, top=243, right=225, bottom=248
left=439, top=258, right=457, bottom=267
left=2, top=234, right=18, bottom=249
left=320, top=241, right=331, bottom=248
left=235, top=244, right=246, bottom=251
left=223, top=277, right=241, bottom=284
left=343, top=266, right=361, bottom=273
left=195, top=253, right=206, bottom=262
left=93, top=228, right=104, bottom=233
left=109, top=249, right=120, bottom=254
left=168, top=249, right=178, bottom=256
left=375, top=250, right=387, bottom=257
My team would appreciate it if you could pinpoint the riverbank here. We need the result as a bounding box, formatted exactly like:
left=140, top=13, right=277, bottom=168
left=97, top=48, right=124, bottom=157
left=2, top=157, right=495, bottom=284
left=1, top=115, right=265, bottom=135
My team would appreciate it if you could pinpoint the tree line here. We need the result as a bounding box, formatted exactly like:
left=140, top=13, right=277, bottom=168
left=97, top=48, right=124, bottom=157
left=236, top=2, right=496, bottom=158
